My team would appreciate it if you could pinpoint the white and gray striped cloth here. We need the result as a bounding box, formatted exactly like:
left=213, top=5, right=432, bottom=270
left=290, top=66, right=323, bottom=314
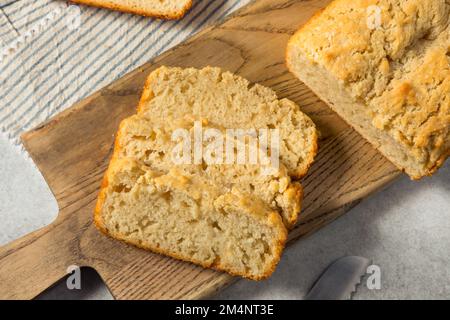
left=0, top=0, right=250, bottom=146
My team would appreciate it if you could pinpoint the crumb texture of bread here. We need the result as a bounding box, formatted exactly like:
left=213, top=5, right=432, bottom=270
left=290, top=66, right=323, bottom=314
left=95, top=66, right=318, bottom=279
left=287, top=0, right=450, bottom=179
left=71, top=0, right=192, bottom=19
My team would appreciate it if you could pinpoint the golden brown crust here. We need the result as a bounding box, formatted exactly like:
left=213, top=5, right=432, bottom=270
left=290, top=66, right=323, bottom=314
left=93, top=173, right=109, bottom=234
left=94, top=116, right=128, bottom=234
left=136, top=72, right=154, bottom=113
left=293, top=128, right=319, bottom=179
left=285, top=182, right=303, bottom=229
left=71, top=0, right=193, bottom=20
left=410, top=150, right=450, bottom=180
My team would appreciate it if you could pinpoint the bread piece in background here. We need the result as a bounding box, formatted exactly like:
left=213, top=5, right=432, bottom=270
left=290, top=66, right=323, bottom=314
left=71, top=0, right=193, bottom=19
left=287, top=0, right=449, bottom=179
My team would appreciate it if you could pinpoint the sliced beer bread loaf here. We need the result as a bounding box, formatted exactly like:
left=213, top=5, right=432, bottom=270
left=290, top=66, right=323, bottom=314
left=286, top=0, right=449, bottom=179
left=71, top=0, right=192, bottom=19
left=95, top=66, right=318, bottom=279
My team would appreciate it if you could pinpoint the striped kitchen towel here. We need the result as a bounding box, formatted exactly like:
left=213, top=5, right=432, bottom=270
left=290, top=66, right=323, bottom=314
left=0, top=0, right=250, bottom=146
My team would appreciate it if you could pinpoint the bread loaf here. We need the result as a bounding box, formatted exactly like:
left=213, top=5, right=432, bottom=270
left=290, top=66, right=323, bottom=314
left=287, top=0, right=449, bottom=179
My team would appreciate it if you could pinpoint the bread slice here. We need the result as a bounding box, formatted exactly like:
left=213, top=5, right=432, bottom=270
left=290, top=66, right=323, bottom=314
left=286, top=0, right=449, bottom=179
left=137, top=66, right=319, bottom=179
left=95, top=157, right=287, bottom=280
left=95, top=66, right=318, bottom=279
left=71, top=0, right=192, bottom=19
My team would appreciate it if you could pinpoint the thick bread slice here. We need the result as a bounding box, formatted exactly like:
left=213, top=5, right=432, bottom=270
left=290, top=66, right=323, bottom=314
left=286, top=0, right=450, bottom=179
left=115, top=114, right=303, bottom=228
left=71, top=0, right=192, bottom=19
left=137, top=66, right=319, bottom=179
left=95, top=158, right=288, bottom=280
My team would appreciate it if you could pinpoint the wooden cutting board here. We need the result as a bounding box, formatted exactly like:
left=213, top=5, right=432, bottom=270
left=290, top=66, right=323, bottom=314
left=0, top=0, right=401, bottom=300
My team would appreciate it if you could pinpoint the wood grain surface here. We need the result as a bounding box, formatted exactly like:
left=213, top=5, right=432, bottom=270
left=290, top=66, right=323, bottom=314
left=0, top=0, right=401, bottom=300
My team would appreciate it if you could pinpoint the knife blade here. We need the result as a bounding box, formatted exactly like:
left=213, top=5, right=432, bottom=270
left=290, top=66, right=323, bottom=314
left=304, top=256, right=371, bottom=300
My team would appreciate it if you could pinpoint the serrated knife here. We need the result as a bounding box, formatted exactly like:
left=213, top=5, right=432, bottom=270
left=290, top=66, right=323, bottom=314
left=304, top=256, right=372, bottom=300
